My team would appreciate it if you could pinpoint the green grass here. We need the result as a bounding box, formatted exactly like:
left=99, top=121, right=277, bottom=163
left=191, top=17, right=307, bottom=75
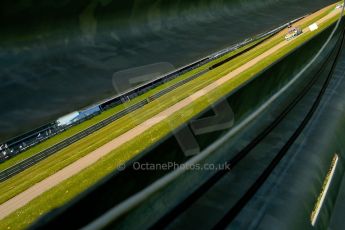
left=0, top=4, right=343, bottom=229
left=0, top=35, right=269, bottom=206
left=0, top=41, right=267, bottom=205
left=0, top=2, right=338, bottom=203
left=0, top=2, right=339, bottom=207
left=0, top=36, right=263, bottom=173
left=1, top=0, right=335, bottom=173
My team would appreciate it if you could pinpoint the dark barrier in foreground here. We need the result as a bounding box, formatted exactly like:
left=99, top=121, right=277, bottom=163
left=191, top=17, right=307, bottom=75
left=29, top=15, right=343, bottom=230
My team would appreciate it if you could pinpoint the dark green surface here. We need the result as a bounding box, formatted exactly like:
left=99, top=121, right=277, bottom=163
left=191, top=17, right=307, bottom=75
left=27, top=11, right=343, bottom=230
left=0, top=0, right=335, bottom=141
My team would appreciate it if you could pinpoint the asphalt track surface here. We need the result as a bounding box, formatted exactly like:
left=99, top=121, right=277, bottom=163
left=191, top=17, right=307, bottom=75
left=0, top=0, right=334, bottom=142
left=0, top=7, right=341, bottom=222
left=0, top=24, right=277, bottom=182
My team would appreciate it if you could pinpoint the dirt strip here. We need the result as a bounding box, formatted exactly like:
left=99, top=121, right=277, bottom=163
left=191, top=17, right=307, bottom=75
left=0, top=7, right=341, bottom=221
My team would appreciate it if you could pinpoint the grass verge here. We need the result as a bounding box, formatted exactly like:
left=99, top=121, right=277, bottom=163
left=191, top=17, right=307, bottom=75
left=0, top=35, right=264, bottom=172
left=0, top=3, right=343, bottom=229
left=0, top=3, right=340, bottom=207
